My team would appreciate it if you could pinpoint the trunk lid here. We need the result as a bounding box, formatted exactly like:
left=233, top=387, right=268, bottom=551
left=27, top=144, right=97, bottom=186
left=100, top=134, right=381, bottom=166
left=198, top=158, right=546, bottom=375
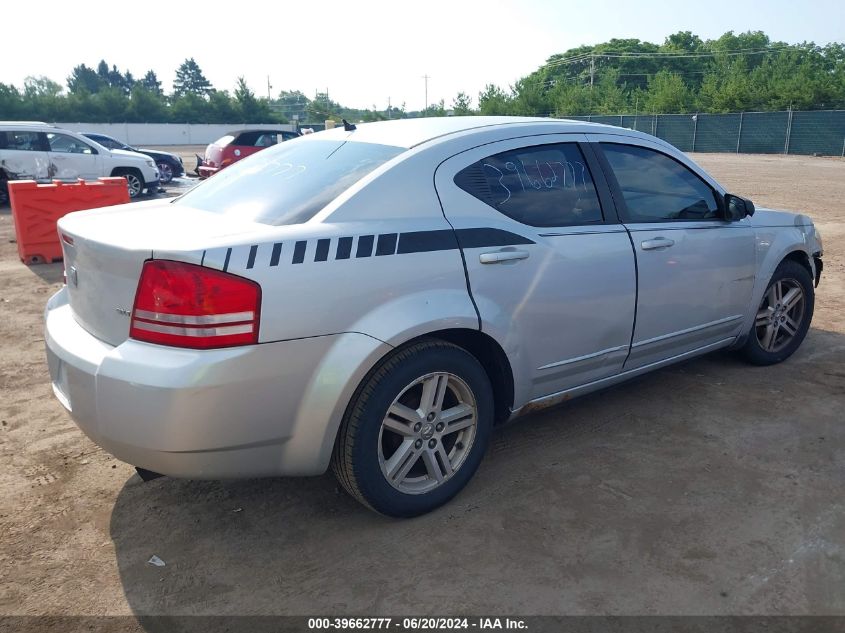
left=57, top=200, right=266, bottom=346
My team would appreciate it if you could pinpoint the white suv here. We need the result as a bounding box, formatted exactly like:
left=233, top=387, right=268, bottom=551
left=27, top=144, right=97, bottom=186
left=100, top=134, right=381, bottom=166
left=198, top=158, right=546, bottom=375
left=0, top=122, right=160, bottom=201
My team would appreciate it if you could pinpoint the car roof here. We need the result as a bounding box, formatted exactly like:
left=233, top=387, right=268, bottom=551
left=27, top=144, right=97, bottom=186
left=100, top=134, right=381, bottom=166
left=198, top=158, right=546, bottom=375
left=0, top=121, right=55, bottom=129
left=227, top=129, right=290, bottom=135
left=308, top=116, right=643, bottom=149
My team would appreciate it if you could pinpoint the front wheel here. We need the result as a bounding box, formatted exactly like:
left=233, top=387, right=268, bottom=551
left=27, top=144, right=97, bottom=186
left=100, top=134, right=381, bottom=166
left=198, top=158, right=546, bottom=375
left=332, top=340, right=493, bottom=517
left=741, top=259, right=814, bottom=365
left=115, top=168, right=144, bottom=199
left=157, top=161, right=174, bottom=184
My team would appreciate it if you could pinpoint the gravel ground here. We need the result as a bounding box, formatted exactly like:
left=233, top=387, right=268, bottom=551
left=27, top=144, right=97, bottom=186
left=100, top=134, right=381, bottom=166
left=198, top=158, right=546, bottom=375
left=0, top=153, right=843, bottom=628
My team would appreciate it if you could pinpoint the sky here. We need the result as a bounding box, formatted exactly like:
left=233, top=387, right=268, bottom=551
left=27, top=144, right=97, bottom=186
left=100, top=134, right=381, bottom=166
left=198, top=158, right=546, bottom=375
left=2, top=0, right=844, bottom=111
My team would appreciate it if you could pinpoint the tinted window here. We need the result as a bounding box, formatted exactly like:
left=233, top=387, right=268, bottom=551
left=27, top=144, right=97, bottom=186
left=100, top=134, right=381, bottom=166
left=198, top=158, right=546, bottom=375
left=254, top=133, right=278, bottom=147
left=454, top=143, right=603, bottom=227
left=47, top=133, right=95, bottom=154
left=602, top=144, right=719, bottom=222
left=175, top=139, right=404, bottom=226
left=233, top=131, right=285, bottom=147
left=87, top=134, right=123, bottom=150
left=1, top=131, right=44, bottom=151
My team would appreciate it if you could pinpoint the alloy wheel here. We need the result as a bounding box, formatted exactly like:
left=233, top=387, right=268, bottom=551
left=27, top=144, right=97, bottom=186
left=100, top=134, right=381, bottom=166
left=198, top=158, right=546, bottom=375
left=125, top=173, right=142, bottom=198
left=157, top=162, right=173, bottom=184
left=378, top=372, right=478, bottom=494
left=754, top=278, right=805, bottom=353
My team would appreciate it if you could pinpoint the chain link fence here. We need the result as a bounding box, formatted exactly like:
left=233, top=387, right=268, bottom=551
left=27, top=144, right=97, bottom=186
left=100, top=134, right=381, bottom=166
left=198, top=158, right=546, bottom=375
left=568, top=110, right=845, bottom=156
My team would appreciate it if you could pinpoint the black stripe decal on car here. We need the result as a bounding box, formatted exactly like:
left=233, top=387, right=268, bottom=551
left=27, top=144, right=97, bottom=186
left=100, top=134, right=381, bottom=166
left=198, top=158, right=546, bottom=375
left=270, top=242, right=283, bottom=266
left=336, top=236, right=353, bottom=260
left=356, top=235, right=374, bottom=258
left=211, top=229, right=533, bottom=271
left=397, top=230, right=459, bottom=254
left=292, top=241, right=307, bottom=264
left=454, top=228, right=534, bottom=248
left=375, top=233, right=398, bottom=256
left=315, top=239, right=331, bottom=262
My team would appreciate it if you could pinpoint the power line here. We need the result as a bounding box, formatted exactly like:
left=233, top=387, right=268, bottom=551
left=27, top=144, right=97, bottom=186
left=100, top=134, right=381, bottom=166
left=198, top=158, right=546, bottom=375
left=538, top=44, right=802, bottom=72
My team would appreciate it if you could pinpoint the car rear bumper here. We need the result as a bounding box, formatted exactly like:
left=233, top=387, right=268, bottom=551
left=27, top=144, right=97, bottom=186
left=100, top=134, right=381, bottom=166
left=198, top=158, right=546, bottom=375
left=197, top=165, right=219, bottom=179
left=45, top=287, right=390, bottom=478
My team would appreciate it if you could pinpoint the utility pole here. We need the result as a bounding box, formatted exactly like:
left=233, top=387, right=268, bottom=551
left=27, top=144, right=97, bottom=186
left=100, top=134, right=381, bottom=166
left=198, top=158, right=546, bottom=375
left=422, top=74, right=430, bottom=116
left=589, top=54, right=595, bottom=91
left=387, top=96, right=391, bottom=119
left=266, top=75, right=272, bottom=100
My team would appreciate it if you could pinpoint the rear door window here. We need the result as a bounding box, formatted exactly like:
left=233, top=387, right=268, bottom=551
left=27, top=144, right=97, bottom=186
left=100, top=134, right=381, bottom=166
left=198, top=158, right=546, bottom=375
left=454, top=142, right=604, bottom=227
left=2, top=131, right=46, bottom=151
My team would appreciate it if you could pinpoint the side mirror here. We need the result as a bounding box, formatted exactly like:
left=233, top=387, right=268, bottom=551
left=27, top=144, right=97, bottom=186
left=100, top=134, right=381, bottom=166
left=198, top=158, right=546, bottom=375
left=724, top=194, right=755, bottom=221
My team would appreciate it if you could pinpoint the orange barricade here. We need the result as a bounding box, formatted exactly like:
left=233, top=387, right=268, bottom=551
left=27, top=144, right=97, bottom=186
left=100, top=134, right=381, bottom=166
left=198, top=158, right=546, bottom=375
left=9, top=178, right=129, bottom=264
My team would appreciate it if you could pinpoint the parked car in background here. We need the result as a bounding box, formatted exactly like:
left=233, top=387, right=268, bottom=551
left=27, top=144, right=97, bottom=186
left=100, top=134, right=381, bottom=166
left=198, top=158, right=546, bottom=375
left=82, top=133, right=184, bottom=184
left=0, top=123, right=159, bottom=199
left=45, top=117, right=823, bottom=517
left=197, top=128, right=300, bottom=178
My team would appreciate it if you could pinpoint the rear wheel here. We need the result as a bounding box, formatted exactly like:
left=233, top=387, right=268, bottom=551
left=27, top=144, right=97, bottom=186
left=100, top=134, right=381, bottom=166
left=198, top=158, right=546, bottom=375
left=741, top=259, right=814, bottom=365
left=332, top=340, right=493, bottom=517
left=114, top=168, right=144, bottom=199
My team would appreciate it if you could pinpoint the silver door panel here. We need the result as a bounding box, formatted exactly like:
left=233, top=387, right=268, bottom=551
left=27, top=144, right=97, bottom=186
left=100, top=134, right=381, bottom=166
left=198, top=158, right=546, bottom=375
left=624, top=223, right=755, bottom=368
left=434, top=134, right=637, bottom=406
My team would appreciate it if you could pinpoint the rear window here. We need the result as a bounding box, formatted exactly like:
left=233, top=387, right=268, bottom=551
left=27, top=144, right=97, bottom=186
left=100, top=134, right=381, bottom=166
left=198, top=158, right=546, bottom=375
left=213, top=134, right=235, bottom=147
left=175, top=139, right=405, bottom=225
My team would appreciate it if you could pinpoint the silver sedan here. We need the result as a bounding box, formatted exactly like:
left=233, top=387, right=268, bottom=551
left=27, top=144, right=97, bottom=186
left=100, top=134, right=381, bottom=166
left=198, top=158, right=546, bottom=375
left=45, top=117, right=823, bottom=516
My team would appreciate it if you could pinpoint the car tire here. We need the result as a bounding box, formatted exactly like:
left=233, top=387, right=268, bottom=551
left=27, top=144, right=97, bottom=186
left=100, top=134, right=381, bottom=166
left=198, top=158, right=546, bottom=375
left=0, top=175, right=8, bottom=207
left=114, top=168, right=144, bottom=199
left=332, top=340, right=494, bottom=517
left=157, top=161, right=174, bottom=184
left=741, top=259, right=814, bottom=366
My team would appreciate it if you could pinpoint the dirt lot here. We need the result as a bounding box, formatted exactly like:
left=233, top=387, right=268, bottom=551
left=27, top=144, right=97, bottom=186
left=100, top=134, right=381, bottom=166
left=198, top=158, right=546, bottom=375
left=0, top=153, right=843, bottom=626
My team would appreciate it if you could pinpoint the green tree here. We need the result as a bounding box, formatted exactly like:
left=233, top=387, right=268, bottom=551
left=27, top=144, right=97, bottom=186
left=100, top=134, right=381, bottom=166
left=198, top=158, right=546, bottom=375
left=644, top=71, right=692, bottom=113
left=477, top=84, right=512, bottom=115
left=91, top=86, right=129, bottom=122
left=67, top=64, right=102, bottom=94
left=0, top=83, right=24, bottom=119
left=207, top=90, right=238, bottom=123
left=173, top=58, right=213, bottom=98
left=233, top=77, right=273, bottom=122
left=451, top=91, right=474, bottom=115
left=126, top=85, right=167, bottom=122
left=170, top=92, right=210, bottom=123
left=140, top=70, right=163, bottom=95
left=550, top=83, right=592, bottom=116
left=426, top=99, right=446, bottom=117
left=275, top=90, right=310, bottom=122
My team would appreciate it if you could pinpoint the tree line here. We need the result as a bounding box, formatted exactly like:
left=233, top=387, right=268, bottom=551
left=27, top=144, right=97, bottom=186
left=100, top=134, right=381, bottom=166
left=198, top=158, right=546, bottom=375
left=1, top=31, right=844, bottom=126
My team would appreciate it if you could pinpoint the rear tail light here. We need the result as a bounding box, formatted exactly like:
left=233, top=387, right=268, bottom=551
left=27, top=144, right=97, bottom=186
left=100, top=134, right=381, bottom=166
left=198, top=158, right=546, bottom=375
left=129, top=260, right=261, bottom=349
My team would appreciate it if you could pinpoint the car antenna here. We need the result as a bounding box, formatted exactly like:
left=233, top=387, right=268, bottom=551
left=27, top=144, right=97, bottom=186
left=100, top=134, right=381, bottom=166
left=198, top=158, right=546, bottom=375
left=342, top=118, right=356, bottom=132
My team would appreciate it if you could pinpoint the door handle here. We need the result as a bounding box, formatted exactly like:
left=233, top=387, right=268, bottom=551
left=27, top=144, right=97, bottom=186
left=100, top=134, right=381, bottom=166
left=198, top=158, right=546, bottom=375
left=641, top=237, right=675, bottom=250
left=479, top=250, right=530, bottom=264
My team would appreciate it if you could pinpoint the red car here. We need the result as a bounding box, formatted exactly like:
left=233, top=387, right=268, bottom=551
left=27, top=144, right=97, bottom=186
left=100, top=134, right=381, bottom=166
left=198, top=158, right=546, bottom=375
left=197, top=129, right=300, bottom=178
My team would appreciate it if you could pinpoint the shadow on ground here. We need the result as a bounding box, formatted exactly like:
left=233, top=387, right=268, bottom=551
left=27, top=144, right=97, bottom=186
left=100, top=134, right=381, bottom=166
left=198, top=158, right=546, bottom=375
left=107, top=327, right=845, bottom=628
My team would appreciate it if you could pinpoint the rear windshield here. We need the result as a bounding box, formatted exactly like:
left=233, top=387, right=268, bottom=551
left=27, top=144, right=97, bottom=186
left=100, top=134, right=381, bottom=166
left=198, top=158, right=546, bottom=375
left=176, top=139, right=405, bottom=225
left=213, top=134, right=235, bottom=146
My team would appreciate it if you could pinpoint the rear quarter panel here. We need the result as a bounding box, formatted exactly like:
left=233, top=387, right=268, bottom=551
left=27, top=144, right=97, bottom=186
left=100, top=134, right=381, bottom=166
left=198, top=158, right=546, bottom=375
left=199, top=148, right=479, bottom=345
